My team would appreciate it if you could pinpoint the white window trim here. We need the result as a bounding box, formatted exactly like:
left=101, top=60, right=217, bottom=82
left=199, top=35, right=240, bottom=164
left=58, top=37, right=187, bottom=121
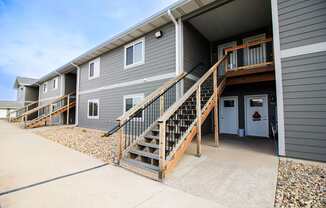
left=87, top=99, right=99, bottom=119
left=52, top=77, right=59, bottom=90
left=123, top=93, right=144, bottom=121
left=43, top=82, right=48, bottom=93
left=124, top=37, right=145, bottom=70
left=88, top=58, right=100, bottom=80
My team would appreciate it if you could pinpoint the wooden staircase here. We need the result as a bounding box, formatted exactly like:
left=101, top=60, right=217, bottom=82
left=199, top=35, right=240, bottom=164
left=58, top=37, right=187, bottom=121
left=25, top=101, right=75, bottom=128
left=106, top=56, right=227, bottom=181
left=12, top=93, right=76, bottom=128
left=9, top=101, right=39, bottom=122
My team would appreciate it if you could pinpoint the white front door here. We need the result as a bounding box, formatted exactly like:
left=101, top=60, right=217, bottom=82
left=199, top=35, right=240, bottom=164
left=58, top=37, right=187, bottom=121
left=219, top=96, right=238, bottom=134
left=245, top=95, right=269, bottom=137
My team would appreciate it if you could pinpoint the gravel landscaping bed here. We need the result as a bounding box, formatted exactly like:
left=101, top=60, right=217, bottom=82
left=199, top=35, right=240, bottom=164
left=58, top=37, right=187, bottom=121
left=274, top=159, right=326, bottom=208
left=34, top=126, right=118, bottom=163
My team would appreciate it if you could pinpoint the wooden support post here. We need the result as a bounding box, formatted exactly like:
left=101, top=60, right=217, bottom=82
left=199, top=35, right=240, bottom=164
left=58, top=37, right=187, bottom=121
left=159, top=121, right=166, bottom=178
left=196, top=86, right=202, bottom=157
left=49, top=104, right=52, bottom=126
left=117, top=121, right=123, bottom=163
left=24, top=115, right=27, bottom=128
left=213, top=70, right=219, bottom=147
left=66, top=95, right=70, bottom=125
left=160, top=95, right=165, bottom=116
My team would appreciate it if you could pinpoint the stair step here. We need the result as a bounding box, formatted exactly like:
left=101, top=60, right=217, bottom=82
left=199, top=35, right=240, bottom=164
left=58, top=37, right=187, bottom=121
left=144, top=134, right=159, bottom=140
left=129, top=148, right=159, bottom=160
left=137, top=140, right=159, bottom=149
left=120, top=159, right=160, bottom=181
left=122, top=158, right=159, bottom=171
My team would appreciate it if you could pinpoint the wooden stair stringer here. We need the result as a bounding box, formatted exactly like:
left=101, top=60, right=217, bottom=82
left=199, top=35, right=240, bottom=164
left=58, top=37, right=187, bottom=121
left=163, top=123, right=197, bottom=177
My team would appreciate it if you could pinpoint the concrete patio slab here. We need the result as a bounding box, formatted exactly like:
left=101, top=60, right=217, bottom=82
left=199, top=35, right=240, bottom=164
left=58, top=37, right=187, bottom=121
left=165, top=134, right=279, bottom=208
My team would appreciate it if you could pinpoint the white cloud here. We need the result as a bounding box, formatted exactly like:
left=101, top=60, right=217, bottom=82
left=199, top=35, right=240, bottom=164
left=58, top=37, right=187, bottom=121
left=0, top=0, right=180, bottom=79
left=0, top=22, right=89, bottom=78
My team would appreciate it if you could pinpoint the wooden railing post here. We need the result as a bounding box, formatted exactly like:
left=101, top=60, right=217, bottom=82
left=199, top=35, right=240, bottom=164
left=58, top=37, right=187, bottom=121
left=160, top=95, right=165, bottom=116
left=66, top=94, right=70, bottom=125
left=196, top=86, right=202, bottom=157
left=213, top=69, right=219, bottom=147
left=159, top=120, right=166, bottom=178
left=116, top=120, right=124, bottom=163
left=49, top=104, right=52, bottom=126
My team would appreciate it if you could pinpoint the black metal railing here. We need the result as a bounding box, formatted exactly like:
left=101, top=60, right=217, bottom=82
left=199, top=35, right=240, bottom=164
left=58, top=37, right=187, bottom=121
left=158, top=56, right=228, bottom=160
left=106, top=63, right=207, bottom=151
left=165, top=91, right=197, bottom=156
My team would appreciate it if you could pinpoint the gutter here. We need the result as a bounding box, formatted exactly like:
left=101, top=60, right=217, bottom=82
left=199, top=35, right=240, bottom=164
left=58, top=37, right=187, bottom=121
left=71, top=62, right=80, bottom=126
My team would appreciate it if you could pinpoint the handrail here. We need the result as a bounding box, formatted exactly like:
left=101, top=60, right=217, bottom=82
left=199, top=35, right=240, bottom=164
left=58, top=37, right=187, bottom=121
left=106, top=63, right=205, bottom=136
left=19, top=93, right=75, bottom=118
left=26, top=101, right=76, bottom=126
left=224, top=37, right=273, bottom=53
left=9, top=100, right=39, bottom=119
left=158, top=56, right=227, bottom=123
left=117, top=63, right=205, bottom=123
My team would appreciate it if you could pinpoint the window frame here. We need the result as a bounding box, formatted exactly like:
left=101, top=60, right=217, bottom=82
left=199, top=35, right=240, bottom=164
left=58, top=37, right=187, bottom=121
left=43, top=82, right=48, bottom=93
left=124, top=37, right=145, bottom=70
left=88, top=58, right=100, bottom=80
left=123, top=93, right=144, bottom=121
left=87, top=99, right=99, bottom=119
left=52, top=77, right=59, bottom=90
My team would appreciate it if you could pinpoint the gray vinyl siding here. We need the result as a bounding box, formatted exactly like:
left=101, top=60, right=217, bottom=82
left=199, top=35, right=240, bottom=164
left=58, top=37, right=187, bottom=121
left=281, top=51, right=326, bottom=161
left=278, top=0, right=326, bottom=50
left=16, top=86, right=25, bottom=103
left=39, top=76, right=62, bottom=105
left=183, top=22, right=210, bottom=73
left=79, top=23, right=175, bottom=92
left=25, top=86, right=39, bottom=102
left=64, top=74, right=77, bottom=95
left=78, top=80, right=169, bottom=131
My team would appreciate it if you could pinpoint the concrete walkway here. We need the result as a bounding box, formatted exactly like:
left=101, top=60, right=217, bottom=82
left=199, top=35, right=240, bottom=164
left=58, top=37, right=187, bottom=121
left=0, top=120, right=224, bottom=208
left=166, top=135, right=279, bottom=208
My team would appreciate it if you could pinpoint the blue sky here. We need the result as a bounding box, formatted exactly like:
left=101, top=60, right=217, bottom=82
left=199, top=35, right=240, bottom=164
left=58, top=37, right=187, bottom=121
left=0, top=0, right=177, bottom=100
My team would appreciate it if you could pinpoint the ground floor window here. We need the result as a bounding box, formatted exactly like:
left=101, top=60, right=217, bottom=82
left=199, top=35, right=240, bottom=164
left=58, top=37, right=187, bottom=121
left=123, top=94, right=144, bottom=120
left=88, top=99, right=99, bottom=119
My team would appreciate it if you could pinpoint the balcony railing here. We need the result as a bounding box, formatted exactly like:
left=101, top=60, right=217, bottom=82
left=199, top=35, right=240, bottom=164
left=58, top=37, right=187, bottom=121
left=223, top=37, right=273, bottom=73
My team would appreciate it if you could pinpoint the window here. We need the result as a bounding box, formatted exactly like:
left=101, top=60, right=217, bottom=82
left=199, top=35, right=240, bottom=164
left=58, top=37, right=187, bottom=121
left=88, top=58, right=100, bottom=80
left=43, top=82, right=47, bottom=93
left=88, top=99, right=99, bottom=119
left=224, top=100, right=234, bottom=107
left=250, top=98, right=263, bottom=107
left=124, top=38, right=145, bottom=69
left=123, top=94, right=144, bottom=120
left=53, top=77, right=58, bottom=90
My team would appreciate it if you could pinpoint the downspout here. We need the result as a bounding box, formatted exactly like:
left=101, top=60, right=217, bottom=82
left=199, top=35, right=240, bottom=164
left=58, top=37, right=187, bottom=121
left=168, top=9, right=180, bottom=76
left=54, top=71, right=65, bottom=97
left=168, top=9, right=183, bottom=98
left=55, top=71, right=65, bottom=124
left=71, top=62, right=80, bottom=126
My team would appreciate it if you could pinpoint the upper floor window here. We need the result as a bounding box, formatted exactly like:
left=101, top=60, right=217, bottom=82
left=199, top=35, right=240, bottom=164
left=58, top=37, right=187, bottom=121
left=88, top=99, right=99, bottom=119
left=124, top=38, right=145, bottom=69
left=88, top=58, right=100, bottom=80
left=53, top=77, right=58, bottom=90
left=43, top=82, right=47, bottom=93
